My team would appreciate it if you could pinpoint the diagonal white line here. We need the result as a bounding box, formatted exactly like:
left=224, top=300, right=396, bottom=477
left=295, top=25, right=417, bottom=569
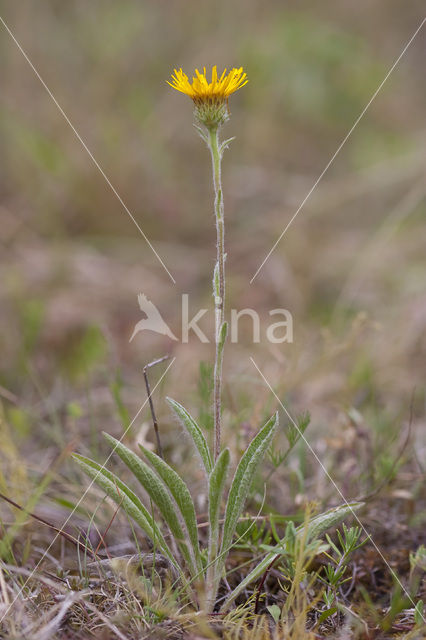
left=250, top=17, right=426, bottom=283
left=0, top=15, right=176, bottom=284
left=250, top=356, right=425, bottom=620
left=0, top=357, right=176, bottom=621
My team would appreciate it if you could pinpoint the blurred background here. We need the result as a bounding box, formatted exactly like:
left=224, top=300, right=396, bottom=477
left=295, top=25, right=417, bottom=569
left=0, top=1, right=425, bottom=537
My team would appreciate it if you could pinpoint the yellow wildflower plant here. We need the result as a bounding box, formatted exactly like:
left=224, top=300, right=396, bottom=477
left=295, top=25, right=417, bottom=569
left=168, top=65, right=248, bottom=456
left=74, top=66, right=365, bottom=617
left=168, top=65, right=247, bottom=127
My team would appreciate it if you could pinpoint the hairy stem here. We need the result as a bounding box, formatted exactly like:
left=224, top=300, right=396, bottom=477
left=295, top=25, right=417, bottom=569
left=208, top=125, right=225, bottom=462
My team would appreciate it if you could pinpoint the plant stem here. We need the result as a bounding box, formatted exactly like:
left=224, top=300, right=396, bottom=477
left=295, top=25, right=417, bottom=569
left=143, top=355, right=171, bottom=459
left=208, top=125, right=225, bottom=462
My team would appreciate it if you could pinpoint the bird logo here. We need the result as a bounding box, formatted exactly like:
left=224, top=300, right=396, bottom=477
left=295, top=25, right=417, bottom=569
left=129, top=294, right=178, bottom=342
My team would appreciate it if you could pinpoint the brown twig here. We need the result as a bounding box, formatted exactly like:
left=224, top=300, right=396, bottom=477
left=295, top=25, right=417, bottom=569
left=143, top=355, right=170, bottom=459
left=254, top=556, right=278, bottom=614
left=94, top=483, right=124, bottom=556
left=0, top=492, right=96, bottom=558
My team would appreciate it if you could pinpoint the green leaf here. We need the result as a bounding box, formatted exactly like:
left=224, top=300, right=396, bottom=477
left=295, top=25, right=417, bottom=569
left=139, top=443, right=203, bottom=574
left=267, top=604, right=281, bottom=623
left=318, top=607, right=338, bottom=623
left=198, top=362, right=214, bottom=432
left=217, top=321, right=228, bottom=356
left=286, top=411, right=310, bottom=449
left=213, top=262, right=220, bottom=300
left=72, top=453, right=176, bottom=567
left=304, top=502, right=364, bottom=542
left=219, top=136, right=235, bottom=155
left=205, top=448, right=231, bottom=611
left=103, top=434, right=196, bottom=577
left=166, top=397, right=213, bottom=475
left=221, top=413, right=278, bottom=559
left=414, top=600, right=424, bottom=627
left=221, top=501, right=364, bottom=611
left=209, top=448, right=230, bottom=543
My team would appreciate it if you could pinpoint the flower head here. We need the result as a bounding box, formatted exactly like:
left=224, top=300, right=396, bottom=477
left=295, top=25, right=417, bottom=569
left=168, top=65, right=247, bottom=127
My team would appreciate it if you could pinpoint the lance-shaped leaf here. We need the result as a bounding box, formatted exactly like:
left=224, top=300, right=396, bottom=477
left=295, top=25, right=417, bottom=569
left=139, top=443, right=203, bottom=574
left=73, top=453, right=176, bottom=568
left=213, top=261, right=220, bottom=300
left=216, top=321, right=227, bottom=357
left=209, top=448, right=230, bottom=544
left=219, top=136, right=236, bottom=155
left=221, top=501, right=364, bottom=610
left=167, top=397, right=213, bottom=475
left=205, top=447, right=230, bottom=611
left=103, top=434, right=196, bottom=577
left=221, top=413, right=278, bottom=560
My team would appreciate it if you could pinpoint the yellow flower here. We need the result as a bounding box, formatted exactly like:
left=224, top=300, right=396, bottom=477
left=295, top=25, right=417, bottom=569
left=168, top=66, right=247, bottom=103
left=168, top=66, right=247, bottom=128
